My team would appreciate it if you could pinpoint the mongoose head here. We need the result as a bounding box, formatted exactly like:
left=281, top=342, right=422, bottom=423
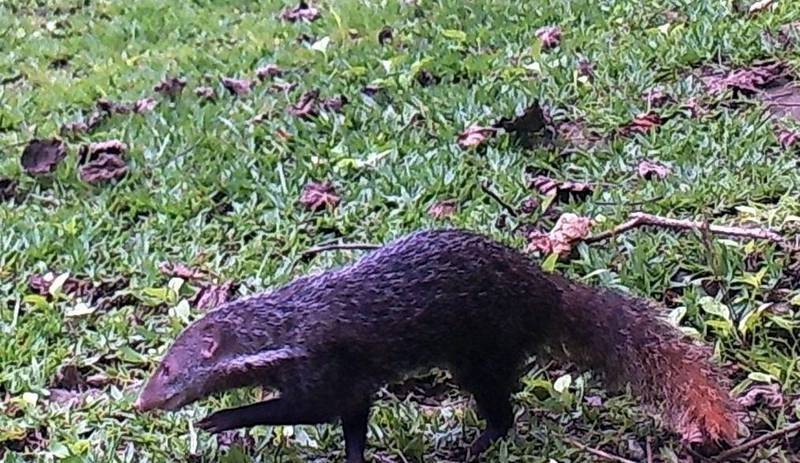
left=135, top=316, right=228, bottom=412
left=135, top=309, right=302, bottom=413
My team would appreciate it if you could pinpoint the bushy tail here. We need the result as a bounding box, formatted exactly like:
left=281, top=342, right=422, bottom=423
left=545, top=276, right=739, bottom=446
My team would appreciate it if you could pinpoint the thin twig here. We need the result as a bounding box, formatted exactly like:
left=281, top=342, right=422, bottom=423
left=583, top=212, right=786, bottom=246
left=479, top=180, right=518, bottom=217
left=566, top=438, right=637, bottom=463
left=293, top=242, right=380, bottom=269
left=714, top=421, right=800, bottom=461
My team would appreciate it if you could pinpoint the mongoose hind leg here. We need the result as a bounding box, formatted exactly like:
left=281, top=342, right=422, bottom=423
left=455, top=367, right=516, bottom=461
left=342, top=404, right=371, bottom=463
left=196, top=395, right=332, bottom=433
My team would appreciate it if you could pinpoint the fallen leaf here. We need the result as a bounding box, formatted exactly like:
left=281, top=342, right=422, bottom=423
left=378, top=26, right=393, bottom=45
left=300, top=181, right=340, bottom=211
left=536, top=25, right=562, bottom=49
left=457, top=125, right=496, bottom=149
left=0, top=177, right=18, bottom=202
left=79, top=153, right=127, bottom=184
left=777, top=128, right=800, bottom=148
left=643, top=86, right=673, bottom=107
left=52, top=364, right=85, bottom=390
left=617, top=111, right=663, bottom=137
left=529, top=175, right=593, bottom=202
left=585, top=395, right=603, bottom=407
left=737, top=383, right=784, bottom=408
left=416, top=69, right=439, bottom=87
left=78, top=140, right=127, bottom=164
left=749, top=0, right=776, bottom=14
left=256, top=64, right=283, bottom=80
left=700, top=61, right=786, bottom=96
left=556, top=119, right=603, bottom=148
left=518, top=197, right=540, bottom=214
left=637, top=160, right=670, bottom=180
left=29, top=272, right=92, bottom=297
left=21, top=139, right=67, bottom=175
left=153, top=76, right=187, bottom=98
left=271, top=81, right=298, bottom=93
left=288, top=90, right=320, bottom=119
left=78, top=140, right=128, bottom=184
left=193, top=280, right=236, bottom=311
left=158, top=262, right=211, bottom=282
left=577, top=57, right=594, bottom=79
left=761, top=81, right=800, bottom=121
left=322, top=95, right=348, bottom=112
left=195, top=86, right=217, bottom=101
left=221, top=77, right=253, bottom=96
left=281, top=1, right=320, bottom=22
left=428, top=199, right=457, bottom=219
left=526, top=213, right=592, bottom=256
left=494, top=102, right=547, bottom=136
left=133, top=97, right=158, bottom=113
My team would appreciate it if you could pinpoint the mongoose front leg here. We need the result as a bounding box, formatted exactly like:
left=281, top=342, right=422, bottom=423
left=456, top=369, right=515, bottom=461
left=342, top=405, right=371, bottom=463
left=197, top=397, right=332, bottom=433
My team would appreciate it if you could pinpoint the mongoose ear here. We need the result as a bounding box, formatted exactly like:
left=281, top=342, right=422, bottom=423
left=201, top=334, right=220, bottom=359
left=224, top=346, right=305, bottom=374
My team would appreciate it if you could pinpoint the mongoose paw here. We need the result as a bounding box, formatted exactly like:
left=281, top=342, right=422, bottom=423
left=196, top=411, right=236, bottom=434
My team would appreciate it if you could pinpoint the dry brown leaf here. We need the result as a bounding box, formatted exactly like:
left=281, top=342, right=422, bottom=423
left=617, top=112, right=663, bottom=137
left=529, top=175, right=593, bottom=202
left=153, top=76, right=187, bottom=98
left=21, top=139, right=67, bottom=175
left=221, top=77, right=253, bottom=96
left=256, top=64, right=283, bottom=81
left=428, top=199, right=457, bottom=219
left=737, top=383, right=784, bottom=408
left=637, top=160, right=670, bottom=180
left=536, top=26, right=562, bottom=49
left=300, top=181, right=340, bottom=211
left=281, top=1, right=320, bottom=22
left=78, top=140, right=128, bottom=184
left=777, top=128, right=800, bottom=149
left=526, top=213, right=592, bottom=256
left=158, top=262, right=211, bottom=282
left=700, top=61, right=786, bottom=96
left=288, top=90, right=320, bottom=119
left=193, top=281, right=236, bottom=311
left=195, top=86, right=217, bottom=101
left=0, top=177, right=18, bottom=202
left=457, top=125, right=496, bottom=149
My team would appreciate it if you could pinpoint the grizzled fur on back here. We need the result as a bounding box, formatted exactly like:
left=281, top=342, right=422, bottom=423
left=137, top=228, right=739, bottom=460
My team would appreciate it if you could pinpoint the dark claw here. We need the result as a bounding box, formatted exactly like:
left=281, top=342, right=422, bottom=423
left=196, top=412, right=232, bottom=434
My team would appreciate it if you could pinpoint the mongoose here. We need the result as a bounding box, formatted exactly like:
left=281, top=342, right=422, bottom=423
left=135, top=229, right=739, bottom=462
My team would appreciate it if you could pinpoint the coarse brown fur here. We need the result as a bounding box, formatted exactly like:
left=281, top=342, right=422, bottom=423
left=136, top=229, right=739, bottom=462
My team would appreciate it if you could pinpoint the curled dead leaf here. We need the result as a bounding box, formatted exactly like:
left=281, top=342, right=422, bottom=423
left=195, top=86, right=217, bottom=101
left=133, top=97, right=158, bottom=113
left=300, top=181, right=340, bottom=211
left=637, top=160, right=670, bottom=180
left=221, top=77, right=253, bottom=96
left=700, top=61, right=786, bottom=96
left=158, top=262, right=211, bottom=282
left=526, top=213, right=592, bottom=256
left=281, top=1, right=320, bottom=22
left=617, top=112, right=663, bottom=137
left=322, top=95, right=348, bottom=112
left=288, top=90, right=320, bottom=119
left=0, top=177, right=18, bottom=202
left=428, top=199, right=457, bottom=219
left=777, top=128, right=800, bottom=149
left=78, top=140, right=128, bottom=184
left=153, top=76, right=187, bottom=98
left=529, top=175, right=593, bottom=202
left=494, top=102, right=547, bottom=136
left=378, top=26, right=393, bottom=45
left=256, top=64, right=283, bottom=80
left=193, top=280, right=236, bottom=311
left=457, top=125, right=496, bottom=149
left=536, top=25, right=562, bottom=49
left=21, top=139, right=67, bottom=175
left=737, top=383, right=784, bottom=409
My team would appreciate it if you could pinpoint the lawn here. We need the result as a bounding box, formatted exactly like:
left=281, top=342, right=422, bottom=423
left=1, top=0, right=800, bottom=461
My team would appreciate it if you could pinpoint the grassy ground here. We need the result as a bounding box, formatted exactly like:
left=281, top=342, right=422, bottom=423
left=2, top=0, right=800, bottom=461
